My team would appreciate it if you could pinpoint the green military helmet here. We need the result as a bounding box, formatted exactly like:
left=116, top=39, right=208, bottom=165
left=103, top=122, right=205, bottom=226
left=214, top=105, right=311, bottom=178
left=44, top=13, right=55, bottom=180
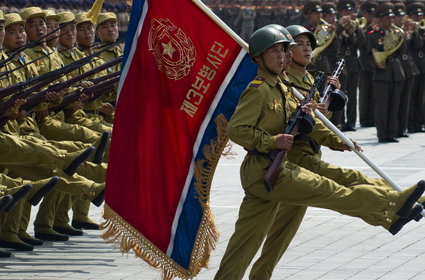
left=286, top=25, right=317, bottom=50
left=265, top=24, right=297, bottom=46
left=249, top=26, right=290, bottom=58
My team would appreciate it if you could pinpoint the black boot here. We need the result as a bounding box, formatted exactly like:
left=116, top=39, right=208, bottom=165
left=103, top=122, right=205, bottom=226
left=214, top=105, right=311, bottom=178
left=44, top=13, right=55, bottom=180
left=397, top=181, right=425, bottom=217
left=3, top=184, right=33, bottom=213
left=0, top=195, right=13, bottom=212
left=28, top=176, right=60, bottom=206
left=389, top=205, right=424, bottom=235
left=93, top=131, right=109, bottom=164
left=64, top=146, right=95, bottom=176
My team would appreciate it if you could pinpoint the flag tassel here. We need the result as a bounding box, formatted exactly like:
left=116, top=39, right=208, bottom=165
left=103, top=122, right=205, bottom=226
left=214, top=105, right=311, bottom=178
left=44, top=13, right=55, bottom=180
left=101, top=115, right=228, bottom=279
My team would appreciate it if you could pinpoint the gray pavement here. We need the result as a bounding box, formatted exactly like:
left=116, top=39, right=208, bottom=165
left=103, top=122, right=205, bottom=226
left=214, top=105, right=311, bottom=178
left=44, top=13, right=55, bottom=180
left=1, top=126, right=425, bottom=280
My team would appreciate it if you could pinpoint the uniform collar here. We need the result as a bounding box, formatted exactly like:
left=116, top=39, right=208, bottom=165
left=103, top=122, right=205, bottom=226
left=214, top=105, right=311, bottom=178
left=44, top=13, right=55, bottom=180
left=30, top=45, right=52, bottom=55
left=286, top=67, right=314, bottom=86
left=257, top=68, right=279, bottom=87
left=58, top=46, right=76, bottom=58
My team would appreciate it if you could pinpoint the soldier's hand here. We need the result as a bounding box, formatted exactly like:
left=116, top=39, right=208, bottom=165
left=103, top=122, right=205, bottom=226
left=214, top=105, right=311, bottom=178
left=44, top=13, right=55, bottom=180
left=68, top=100, right=84, bottom=112
left=79, top=93, right=89, bottom=103
left=35, top=110, right=49, bottom=122
left=326, top=76, right=341, bottom=89
left=6, top=99, right=28, bottom=119
left=99, top=102, right=115, bottom=115
left=80, top=81, right=94, bottom=88
left=274, top=134, right=293, bottom=150
left=300, top=101, right=316, bottom=114
left=316, top=103, right=330, bottom=117
left=342, top=138, right=363, bottom=152
left=45, top=91, right=61, bottom=100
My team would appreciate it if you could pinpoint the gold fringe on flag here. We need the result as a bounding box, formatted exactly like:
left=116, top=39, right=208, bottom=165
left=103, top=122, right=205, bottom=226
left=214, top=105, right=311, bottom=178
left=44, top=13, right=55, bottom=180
left=86, top=0, right=104, bottom=24
left=101, top=114, right=229, bottom=279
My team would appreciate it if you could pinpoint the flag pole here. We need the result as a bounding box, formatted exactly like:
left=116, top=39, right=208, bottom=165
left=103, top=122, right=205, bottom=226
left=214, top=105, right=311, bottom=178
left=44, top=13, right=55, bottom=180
left=192, top=0, right=248, bottom=50
left=291, top=87, right=425, bottom=217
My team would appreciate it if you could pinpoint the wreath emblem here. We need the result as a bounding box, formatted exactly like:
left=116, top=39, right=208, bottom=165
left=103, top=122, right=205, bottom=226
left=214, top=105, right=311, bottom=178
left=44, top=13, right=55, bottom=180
left=148, top=18, right=196, bottom=80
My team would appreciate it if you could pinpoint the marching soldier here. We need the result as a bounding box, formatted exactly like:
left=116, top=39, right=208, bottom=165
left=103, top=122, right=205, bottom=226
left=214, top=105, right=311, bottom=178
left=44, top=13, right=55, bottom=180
left=214, top=25, right=424, bottom=280
left=358, top=1, right=379, bottom=128
left=368, top=3, right=405, bottom=142
left=75, top=12, right=113, bottom=126
left=44, top=10, right=60, bottom=50
left=95, top=12, right=123, bottom=106
left=406, top=2, right=425, bottom=133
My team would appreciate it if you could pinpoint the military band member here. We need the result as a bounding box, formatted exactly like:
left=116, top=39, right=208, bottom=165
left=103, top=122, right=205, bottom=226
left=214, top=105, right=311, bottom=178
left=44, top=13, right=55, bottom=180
left=393, top=3, right=419, bottom=137
left=214, top=25, right=424, bottom=280
left=337, top=0, right=359, bottom=132
left=368, top=3, right=405, bottom=142
left=406, top=2, right=425, bottom=133
left=358, top=1, right=379, bottom=128
left=233, top=0, right=256, bottom=42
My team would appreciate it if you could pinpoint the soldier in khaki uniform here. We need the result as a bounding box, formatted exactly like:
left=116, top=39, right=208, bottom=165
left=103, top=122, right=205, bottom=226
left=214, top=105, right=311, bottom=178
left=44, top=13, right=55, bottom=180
left=20, top=7, right=102, bottom=144
left=247, top=25, right=405, bottom=279
left=76, top=12, right=114, bottom=126
left=55, top=11, right=112, bottom=134
left=44, top=10, right=60, bottom=50
left=214, top=26, right=424, bottom=280
left=95, top=12, right=123, bottom=105
left=0, top=171, right=104, bottom=252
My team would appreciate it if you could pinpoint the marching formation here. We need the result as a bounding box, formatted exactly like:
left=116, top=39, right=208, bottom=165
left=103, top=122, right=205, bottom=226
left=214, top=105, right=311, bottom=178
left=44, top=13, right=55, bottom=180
left=208, top=0, right=425, bottom=143
left=212, top=1, right=425, bottom=279
left=0, top=5, right=123, bottom=258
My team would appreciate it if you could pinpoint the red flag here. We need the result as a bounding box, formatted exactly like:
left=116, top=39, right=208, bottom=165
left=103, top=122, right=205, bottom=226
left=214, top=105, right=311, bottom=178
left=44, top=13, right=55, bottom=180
left=102, top=0, right=257, bottom=278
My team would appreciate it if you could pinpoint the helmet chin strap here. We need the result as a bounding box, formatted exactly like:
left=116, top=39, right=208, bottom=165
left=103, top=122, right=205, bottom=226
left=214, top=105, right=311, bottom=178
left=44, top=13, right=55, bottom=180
left=260, top=55, right=280, bottom=76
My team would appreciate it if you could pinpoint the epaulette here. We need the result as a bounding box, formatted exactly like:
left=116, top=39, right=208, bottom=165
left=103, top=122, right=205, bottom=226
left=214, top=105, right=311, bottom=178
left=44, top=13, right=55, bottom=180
left=249, top=77, right=265, bottom=88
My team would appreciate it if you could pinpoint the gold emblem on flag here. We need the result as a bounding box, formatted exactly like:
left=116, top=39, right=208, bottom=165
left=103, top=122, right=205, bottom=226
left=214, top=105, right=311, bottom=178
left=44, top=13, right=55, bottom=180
left=148, top=18, right=196, bottom=80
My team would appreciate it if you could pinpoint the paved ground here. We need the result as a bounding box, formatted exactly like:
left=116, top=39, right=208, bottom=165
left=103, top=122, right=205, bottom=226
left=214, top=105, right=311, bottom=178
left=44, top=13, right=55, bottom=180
left=1, top=126, right=425, bottom=280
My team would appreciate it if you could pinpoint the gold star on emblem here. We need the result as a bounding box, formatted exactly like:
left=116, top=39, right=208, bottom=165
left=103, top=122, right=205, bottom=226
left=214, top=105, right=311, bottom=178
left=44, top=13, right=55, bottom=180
left=162, top=41, right=176, bottom=59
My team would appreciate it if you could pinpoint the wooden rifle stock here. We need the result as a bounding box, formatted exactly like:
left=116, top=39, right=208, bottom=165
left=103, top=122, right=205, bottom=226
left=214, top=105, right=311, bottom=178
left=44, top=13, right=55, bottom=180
left=263, top=73, right=325, bottom=192
left=20, top=57, right=122, bottom=113
left=263, top=121, right=300, bottom=192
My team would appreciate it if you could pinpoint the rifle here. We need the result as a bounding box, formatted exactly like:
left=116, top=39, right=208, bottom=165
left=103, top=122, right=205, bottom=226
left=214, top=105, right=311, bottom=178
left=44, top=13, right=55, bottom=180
left=263, top=72, right=325, bottom=192
left=9, top=57, right=122, bottom=114
left=0, top=41, right=121, bottom=101
left=319, top=59, right=347, bottom=112
left=49, top=75, right=120, bottom=115
left=0, top=74, right=120, bottom=127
